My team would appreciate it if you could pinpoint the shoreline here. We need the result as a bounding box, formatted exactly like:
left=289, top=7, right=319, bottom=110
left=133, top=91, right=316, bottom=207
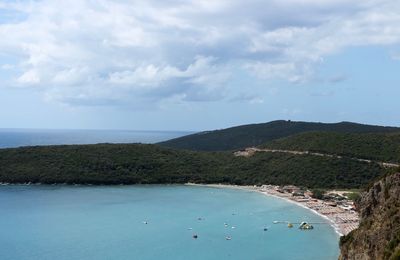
left=257, top=189, right=343, bottom=236
left=186, top=183, right=359, bottom=236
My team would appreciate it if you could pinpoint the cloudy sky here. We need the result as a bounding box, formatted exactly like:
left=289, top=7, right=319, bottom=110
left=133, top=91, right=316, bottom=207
left=0, top=0, right=399, bottom=130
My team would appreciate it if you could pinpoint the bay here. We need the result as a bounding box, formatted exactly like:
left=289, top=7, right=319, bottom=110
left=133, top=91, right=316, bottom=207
left=0, top=185, right=339, bottom=260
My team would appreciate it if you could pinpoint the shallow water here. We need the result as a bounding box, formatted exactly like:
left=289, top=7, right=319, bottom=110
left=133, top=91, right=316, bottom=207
left=0, top=185, right=339, bottom=260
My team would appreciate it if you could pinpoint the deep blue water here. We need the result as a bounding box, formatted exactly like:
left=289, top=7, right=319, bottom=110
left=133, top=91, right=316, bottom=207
left=0, top=129, right=191, bottom=148
left=0, top=185, right=339, bottom=260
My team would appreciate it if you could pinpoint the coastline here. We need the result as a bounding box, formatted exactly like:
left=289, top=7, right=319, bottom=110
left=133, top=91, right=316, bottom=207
left=186, top=183, right=359, bottom=236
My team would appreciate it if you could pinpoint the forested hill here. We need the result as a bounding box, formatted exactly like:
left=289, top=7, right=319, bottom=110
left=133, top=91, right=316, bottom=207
left=158, top=120, right=400, bottom=151
left=261, top=132, right=400, bottom=164
left=0, top=143, right=389, bottom=189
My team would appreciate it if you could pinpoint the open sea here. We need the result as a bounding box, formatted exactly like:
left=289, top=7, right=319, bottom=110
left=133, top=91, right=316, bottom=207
left=0, top=185, right=339, bottom=260
left=0, top=129, right=191, bottom=148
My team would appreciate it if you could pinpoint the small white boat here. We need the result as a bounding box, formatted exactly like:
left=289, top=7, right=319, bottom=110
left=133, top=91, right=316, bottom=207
left=225, top=236, right=232, bottom=240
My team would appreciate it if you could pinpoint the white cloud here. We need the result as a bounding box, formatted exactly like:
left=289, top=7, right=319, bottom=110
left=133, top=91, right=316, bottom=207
left=17, top=70, right=40, bottom=84
left=108, top=56, right=229, bottom=92
left=245, top=1, right=400, bottom=80
left=108, top=65, right=179, bottom=87
left=1, top=64, right=14, bottom=70
left=245, top=62, right=301, bottom=82
left=0, top=0, right=399, bottom=105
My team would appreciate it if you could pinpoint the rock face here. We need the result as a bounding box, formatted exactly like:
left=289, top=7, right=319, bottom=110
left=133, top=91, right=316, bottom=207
left=339, top=172, right=400, bottom=260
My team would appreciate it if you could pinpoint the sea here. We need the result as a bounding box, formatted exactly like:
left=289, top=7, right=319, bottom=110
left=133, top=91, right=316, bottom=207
left=0, top=185, right=339, bottom=260
left=0, top=130, right=340, bottom=260
left=0, top=129, right=191, bottom=148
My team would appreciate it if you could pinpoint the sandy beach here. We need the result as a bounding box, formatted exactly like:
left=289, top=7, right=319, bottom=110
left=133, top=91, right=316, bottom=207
left=187, top=183, right=359, bottom=236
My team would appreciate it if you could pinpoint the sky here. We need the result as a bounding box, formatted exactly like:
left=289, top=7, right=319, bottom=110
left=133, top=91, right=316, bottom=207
left=0, top=0, right=399, bottom=131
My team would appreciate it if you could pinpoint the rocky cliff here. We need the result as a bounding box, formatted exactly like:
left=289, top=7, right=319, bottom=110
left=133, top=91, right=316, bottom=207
left=339, top=172, right=400, bottom=260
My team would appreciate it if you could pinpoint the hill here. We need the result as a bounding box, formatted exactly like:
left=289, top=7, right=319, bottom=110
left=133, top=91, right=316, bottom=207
left=158, top=120, right=400, bottom=151
left=0, top=143, right=389, bottom=189
left=261, top=132, right=400, bottom=164
left=339, top=172, right=400, bottom=259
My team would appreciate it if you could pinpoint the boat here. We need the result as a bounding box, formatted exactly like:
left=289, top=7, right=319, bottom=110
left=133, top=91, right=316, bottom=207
left=273, top=221, right=279, bottom=224
left=263, top=227, right=268, bottom=231
left=287, top=223, right=293, bottom=228
left=299, top=222, right=314, bottom=230
left=193, top=234, right=198, bottom=239
left=225, top=236, right=232, bottom=240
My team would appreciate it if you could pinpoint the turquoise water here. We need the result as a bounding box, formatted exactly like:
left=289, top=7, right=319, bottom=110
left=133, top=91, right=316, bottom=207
left=0, top=185, right=339, bottom=260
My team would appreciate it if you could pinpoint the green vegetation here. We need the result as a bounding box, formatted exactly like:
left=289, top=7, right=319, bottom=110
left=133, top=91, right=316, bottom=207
left=384, top=231, right=400, bottom=260
left=1, top=121, right=399, bottom=191
left=311, top=189, right=326, bottom=199
left=339, top=230, right=354, bottom=246
left=261, top=131, right=400, bottom=163
left=159, top=120, right=400, bottom=151
left=343, top=191, right=361, bottom=201
left=0, top=143, right=389, bottom=188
